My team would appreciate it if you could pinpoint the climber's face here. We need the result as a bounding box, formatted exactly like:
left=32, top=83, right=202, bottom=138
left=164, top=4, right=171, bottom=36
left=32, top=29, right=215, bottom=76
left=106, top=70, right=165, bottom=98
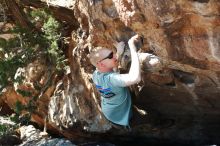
left=97, top=49, right=118, bottom=70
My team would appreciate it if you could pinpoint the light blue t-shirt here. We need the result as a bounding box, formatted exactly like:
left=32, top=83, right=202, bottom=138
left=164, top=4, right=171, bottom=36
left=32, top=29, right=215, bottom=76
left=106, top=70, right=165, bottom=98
left=92, top=70, right=132, bottom=126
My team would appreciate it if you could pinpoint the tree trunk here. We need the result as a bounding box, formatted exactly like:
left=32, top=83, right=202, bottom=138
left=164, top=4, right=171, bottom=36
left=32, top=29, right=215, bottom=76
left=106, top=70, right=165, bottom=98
left=4, top=0, right=30, bottom=28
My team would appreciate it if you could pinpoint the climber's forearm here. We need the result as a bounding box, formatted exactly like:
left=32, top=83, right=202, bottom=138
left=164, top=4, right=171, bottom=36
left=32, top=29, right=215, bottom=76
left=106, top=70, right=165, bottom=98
left=128, top=41, right=141, bottom=82
left=117, top=38, right=141, bottom=86
left=111, top=35, right=141, bottom=87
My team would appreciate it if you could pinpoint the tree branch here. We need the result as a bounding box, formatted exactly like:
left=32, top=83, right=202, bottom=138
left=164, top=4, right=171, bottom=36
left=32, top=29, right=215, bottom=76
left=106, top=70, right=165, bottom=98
left=20, top=0, right=79, bottom=30
left=4, top=0, right=31, bottom=29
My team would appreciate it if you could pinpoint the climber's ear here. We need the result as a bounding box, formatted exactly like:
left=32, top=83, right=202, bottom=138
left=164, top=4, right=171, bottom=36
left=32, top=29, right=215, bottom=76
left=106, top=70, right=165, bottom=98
left=97, top=61, right=105, bottom=67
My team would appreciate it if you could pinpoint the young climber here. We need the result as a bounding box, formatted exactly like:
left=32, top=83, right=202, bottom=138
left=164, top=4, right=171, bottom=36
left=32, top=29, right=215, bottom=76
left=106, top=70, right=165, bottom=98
left=89, top=35, right=142, bottom=127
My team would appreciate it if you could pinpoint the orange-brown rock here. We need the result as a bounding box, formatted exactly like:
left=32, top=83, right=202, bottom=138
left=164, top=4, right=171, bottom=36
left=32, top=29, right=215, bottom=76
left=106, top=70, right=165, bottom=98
left=1, top=0, right=220, bottom=145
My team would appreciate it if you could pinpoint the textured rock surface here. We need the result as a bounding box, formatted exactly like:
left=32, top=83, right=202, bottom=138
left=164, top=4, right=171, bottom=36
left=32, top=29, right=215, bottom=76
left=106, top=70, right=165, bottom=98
left=19, top=125, right=77, bottom=146
left=1, top=0, right=220, bottom=145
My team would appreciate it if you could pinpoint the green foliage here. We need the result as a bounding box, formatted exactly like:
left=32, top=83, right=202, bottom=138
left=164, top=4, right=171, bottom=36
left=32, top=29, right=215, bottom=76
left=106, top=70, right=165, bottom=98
left=0, top=8, right=67, bottom=125
left=14, top=88, right=38, bottom=125
left=15, top=101, right=24, bottom=115
left=10, top=114, right=19, bottom=124
left=0, top=37, right=26, bottom=91
left=31, top=8, right=67, bottom=71
left=0, top=124, right=9, bottom=136
left=0, top=27, right=40, bottom=92
left=0, top=9, right=67, bottom=91
left=0, top=123, right=17, bottom=137
left=14, top=92, right=37, bottom=125
left=16, top=89, right=32, bottom=97
left=30, top=9, right=50, bottom=22
left=0, top=115, right=19, bottom=137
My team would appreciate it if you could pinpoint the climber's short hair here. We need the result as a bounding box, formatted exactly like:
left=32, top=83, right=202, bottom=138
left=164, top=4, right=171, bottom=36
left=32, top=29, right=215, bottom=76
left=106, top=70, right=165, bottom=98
left=89, top=47, right=111, bottom=67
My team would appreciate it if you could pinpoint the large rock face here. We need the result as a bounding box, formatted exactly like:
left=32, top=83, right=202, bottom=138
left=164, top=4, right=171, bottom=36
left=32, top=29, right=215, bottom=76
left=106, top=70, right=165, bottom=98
left=2, top=0, right=220, bottom=145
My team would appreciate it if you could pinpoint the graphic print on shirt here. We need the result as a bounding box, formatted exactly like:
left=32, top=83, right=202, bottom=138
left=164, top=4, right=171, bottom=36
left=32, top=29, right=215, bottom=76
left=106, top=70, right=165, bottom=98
left=95, top=85, right=116, bottom=98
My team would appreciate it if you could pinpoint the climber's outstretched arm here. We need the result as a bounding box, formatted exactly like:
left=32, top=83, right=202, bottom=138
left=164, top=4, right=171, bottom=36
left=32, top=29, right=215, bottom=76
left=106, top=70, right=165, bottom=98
left=110, top=35, right=141, bottom=87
